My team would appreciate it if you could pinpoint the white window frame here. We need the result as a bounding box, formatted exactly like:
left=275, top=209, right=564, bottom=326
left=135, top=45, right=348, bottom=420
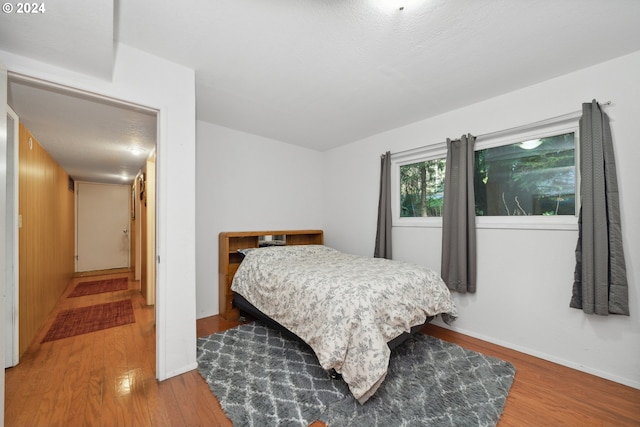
left=391, top=112, right=581, bottom=230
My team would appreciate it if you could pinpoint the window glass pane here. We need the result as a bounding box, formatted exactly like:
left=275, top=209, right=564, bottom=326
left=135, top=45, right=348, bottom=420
left=400, top=158, right=446, bottom=217
left=474, top=132, right=575, bottom=216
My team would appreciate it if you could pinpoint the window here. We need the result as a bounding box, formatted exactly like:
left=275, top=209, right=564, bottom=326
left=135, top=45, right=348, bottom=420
left=474, top=132, right=575, bottom=216
left=400, top=158, right=446, bottom=217
left=392, top=112, right=580, bottom=229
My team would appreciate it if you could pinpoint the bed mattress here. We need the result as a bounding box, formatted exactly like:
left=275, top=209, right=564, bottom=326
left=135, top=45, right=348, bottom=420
left=231, top=245, right=457, bottom=403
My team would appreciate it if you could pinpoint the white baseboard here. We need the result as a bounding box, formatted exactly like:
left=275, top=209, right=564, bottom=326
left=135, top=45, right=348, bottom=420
left=159, top=362, right=199, bottom=381
left=431, top=320, right=640, bottom=390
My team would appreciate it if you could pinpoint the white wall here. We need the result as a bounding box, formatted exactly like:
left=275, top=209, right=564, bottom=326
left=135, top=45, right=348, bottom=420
left=323, top=51, right=640, bottom=388
left=1, top=44, right=198, bottom=380
left=195, top=121, right=324, bottom=318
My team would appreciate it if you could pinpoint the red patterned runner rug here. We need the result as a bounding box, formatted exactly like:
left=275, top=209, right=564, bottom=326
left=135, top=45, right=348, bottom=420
left=41, top=299, right=135, bottom=343
left=68, top=277, right=128, bottom=298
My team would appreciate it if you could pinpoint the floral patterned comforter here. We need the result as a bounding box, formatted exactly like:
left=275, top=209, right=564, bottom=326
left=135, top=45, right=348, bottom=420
left=231, top=245, right=457, bottom=404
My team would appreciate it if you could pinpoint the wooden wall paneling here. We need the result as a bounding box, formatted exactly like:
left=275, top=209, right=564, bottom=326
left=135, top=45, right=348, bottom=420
left=18, top=124, right=75, bottom=355
left=139, top=149, right=157, bottom=307
left=145, top=151, right=156, bottom=306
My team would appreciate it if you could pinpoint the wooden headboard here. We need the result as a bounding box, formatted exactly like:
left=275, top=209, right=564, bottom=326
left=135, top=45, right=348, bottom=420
left=218, top=230, right=324, bottom=320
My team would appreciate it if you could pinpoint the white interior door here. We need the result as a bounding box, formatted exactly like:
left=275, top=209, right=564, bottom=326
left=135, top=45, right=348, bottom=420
left=76, top=182, right=130, bottom=272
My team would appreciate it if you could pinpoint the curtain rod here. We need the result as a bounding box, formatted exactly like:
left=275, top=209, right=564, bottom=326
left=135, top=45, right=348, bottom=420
left=386, top=101, right=612, bottom=158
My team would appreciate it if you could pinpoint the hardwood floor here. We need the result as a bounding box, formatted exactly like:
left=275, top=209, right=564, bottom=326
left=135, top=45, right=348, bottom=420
left=5, top=272, right=237, bottom=427
left=5, top=273, right=640, bottom=426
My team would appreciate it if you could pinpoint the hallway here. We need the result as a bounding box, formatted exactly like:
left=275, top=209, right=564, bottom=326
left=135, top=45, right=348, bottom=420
left=4, top=271, right=234, bottom=427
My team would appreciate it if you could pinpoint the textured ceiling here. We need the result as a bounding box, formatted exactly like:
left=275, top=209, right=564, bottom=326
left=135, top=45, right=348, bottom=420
left=117, top=0, right=640, bottom=150
left=2, top=0, right=640, bottom=183
left=0, top=0, right=114, bottom=79
left=8, top=77, right=157, bottom=184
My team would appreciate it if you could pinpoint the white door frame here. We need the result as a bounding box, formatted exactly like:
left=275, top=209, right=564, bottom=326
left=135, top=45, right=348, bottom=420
left=1, top=49, right=195, bottom=384
left=1, top=62, right=8, bottom=425
left=4, top=105, right=19, bottom=368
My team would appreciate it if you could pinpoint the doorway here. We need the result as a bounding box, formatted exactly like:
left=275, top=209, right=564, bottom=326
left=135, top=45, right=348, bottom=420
left=6, top=73, right=158, bottom=367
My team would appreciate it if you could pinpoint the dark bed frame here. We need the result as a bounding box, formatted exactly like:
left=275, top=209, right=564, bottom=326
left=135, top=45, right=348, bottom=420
left=235, top=293, right=431, bottom=350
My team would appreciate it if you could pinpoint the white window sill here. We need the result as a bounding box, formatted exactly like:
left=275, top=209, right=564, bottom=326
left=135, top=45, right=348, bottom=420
left=393, top=216, right=578, bottom=231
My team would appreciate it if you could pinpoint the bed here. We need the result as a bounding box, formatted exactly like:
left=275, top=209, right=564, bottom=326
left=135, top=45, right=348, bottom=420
left=218, top=230, right=457, bottom=404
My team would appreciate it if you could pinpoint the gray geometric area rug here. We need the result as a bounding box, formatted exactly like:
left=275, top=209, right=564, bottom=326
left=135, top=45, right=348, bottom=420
left=196, top=321, right=516, bottom=427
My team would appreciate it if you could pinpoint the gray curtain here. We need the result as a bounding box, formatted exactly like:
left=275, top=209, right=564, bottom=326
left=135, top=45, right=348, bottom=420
left=441, top=134, right=477, bottom=293
left=570, top=100, right=629, bottom=315
left=374, top=152, right=392, bottom=259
